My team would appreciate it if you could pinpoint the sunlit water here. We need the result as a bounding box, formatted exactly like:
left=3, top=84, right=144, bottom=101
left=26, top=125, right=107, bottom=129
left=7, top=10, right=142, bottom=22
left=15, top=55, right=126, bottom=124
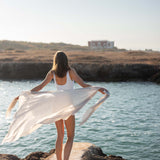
left=0, top=80, right=160, bottom=160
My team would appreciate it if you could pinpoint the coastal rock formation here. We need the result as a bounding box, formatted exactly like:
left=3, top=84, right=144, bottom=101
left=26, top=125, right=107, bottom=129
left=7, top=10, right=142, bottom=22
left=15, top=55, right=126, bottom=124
left=0, top=142, right=125, bottom=160
left=72, top=63, right=160, bottom=82
left=0, top=154, right=20, bottom=160
left=81, top=145, right=124, bottom=160
left=23, top=149, right=55, bottom=160
left=0, top=63, right=52, bottom=80
left=149, top=71, right=160, bottom=84
left=0, top=62, right=160, bottom=83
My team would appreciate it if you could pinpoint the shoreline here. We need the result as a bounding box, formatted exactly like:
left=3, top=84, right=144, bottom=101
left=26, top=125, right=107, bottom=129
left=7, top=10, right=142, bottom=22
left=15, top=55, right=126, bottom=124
left=0, top=62, right=160, bottom=83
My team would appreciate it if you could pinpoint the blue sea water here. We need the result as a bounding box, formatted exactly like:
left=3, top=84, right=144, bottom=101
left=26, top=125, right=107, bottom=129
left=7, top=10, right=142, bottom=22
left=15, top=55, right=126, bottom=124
left=0, top=80, right=160, bottom=160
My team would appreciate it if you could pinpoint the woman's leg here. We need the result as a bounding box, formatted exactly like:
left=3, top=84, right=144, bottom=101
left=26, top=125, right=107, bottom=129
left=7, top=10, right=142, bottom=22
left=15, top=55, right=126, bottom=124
left=55, top=119, right=64, bottom=160
left=64, top=115, right=75, bottom=160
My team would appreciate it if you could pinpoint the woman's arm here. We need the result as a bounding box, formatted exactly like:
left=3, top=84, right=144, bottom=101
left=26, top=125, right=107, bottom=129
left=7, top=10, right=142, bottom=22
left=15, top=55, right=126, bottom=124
left=70, top=68, right=91, bottom=88
left=31, top=70, right=53, bottom=92
left=70, top=68, right=108, bottom=94
left=7, top=71, right=53, bottom=101
left=6, top=71, right=53, bottom=117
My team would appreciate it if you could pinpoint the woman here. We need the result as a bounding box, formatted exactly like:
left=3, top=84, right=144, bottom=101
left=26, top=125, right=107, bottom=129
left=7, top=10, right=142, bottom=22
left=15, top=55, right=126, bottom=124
left=3, top=51, right=109, bottom=160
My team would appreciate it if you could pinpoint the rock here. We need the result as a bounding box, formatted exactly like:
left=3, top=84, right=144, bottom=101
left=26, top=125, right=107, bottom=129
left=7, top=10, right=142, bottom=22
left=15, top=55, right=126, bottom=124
left=45, top=142, right=93, bottom=160
left=73, top=63, right=160, bottom=82
left=22, top=150, right=53, bottom=160
left=81, top=145, right=107, bottom=160
left=0, top=143, right=125, bottom=160
left=0, top=62, right=52, bottom=80
left=0, top=154, right=20, bottom=160
left=149, top=71, right=160, bottom=84
left=0, top=149, right=55, bottom=160
left=81, top=145, right=125, bottom=160
left=107, top=155, right=125, bottom=160
left=45, top=142, right=125, bottom=160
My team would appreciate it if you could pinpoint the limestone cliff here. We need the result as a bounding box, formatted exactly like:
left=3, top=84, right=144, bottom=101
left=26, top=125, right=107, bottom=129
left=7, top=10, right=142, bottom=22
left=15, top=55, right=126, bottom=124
left=0, top=62, right=159, bottom=83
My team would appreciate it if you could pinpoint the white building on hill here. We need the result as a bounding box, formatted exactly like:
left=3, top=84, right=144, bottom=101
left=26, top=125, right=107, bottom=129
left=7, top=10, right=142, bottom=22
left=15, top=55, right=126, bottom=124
left=88, top=40, right=114, bottom=49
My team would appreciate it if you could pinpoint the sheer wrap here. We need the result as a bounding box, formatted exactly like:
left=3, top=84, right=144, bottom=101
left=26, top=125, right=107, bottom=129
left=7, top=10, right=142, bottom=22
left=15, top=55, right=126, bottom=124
left=2, top=87, right=109, bottom=144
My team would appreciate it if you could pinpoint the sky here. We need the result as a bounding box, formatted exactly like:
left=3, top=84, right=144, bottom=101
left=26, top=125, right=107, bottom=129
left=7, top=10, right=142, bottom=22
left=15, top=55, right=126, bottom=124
left=0, top=0, right=160, bottom=50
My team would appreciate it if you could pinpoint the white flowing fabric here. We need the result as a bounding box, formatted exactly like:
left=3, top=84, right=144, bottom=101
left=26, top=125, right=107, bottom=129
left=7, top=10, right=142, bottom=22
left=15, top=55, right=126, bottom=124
left=2, top=87, right=109, bottom=144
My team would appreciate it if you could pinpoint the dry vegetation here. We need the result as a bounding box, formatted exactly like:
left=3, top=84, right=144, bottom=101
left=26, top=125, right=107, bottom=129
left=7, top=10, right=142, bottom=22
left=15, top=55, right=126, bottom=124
left=0, top=40, right=160, bottom=65
left=0, top=50, right=160, bottom=65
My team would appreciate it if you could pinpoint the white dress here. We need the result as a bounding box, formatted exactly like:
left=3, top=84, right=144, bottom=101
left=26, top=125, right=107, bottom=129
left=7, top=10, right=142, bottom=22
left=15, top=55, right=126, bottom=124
left=54, top=71, right=74, bottom=91
left=2, top=71, right=109, bottom=144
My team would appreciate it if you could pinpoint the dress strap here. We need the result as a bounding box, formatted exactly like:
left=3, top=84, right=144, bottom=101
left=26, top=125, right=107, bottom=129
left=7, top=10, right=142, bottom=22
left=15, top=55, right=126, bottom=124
left=53, top=71, right=57, bottom=85
left=66, top=71, right=69, bottom=80
left=67, top=70, right=71, bottom=81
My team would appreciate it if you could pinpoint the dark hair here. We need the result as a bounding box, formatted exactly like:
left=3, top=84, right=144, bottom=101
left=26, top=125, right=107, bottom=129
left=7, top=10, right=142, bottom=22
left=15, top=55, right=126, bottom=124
left=52, top=51, right=70, bottom=77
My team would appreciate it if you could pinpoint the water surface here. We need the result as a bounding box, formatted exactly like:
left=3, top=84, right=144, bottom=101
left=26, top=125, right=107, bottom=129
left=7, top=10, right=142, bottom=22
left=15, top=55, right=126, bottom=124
left=0, top=80, right=160, bottom=160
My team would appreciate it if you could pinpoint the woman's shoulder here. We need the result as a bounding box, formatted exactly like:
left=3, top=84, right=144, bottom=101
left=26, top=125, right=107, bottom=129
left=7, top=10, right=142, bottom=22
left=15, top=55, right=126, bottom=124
left=47, top=70, right=54, bottom=78
left=50, top=69, right=54, bottom=74
left=69, top=67, right=77, bottom=80
left=69, top=67, right=76, bottom=73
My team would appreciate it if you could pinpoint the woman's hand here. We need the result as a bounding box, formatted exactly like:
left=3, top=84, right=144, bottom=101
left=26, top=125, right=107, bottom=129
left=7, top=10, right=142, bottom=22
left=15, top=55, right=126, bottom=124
left=98, top=88, right=109, bottom=95
left=15, top=96, right=19, bottom=100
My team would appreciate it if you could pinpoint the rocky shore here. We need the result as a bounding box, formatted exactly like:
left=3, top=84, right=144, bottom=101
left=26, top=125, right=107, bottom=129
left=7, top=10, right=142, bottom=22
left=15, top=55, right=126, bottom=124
left=0, top=62, right=160, bottom=83
left=0, top=142, right=125, bottom=160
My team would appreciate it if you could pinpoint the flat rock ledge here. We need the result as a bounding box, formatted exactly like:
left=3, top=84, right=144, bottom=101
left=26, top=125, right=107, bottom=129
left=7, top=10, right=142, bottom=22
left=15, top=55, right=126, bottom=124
left=0, top=142, right=125, bottom=160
